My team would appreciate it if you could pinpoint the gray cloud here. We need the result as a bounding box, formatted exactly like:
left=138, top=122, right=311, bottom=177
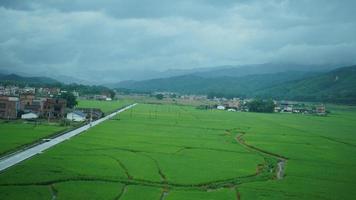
left=0, top=0, right=355, bottom=82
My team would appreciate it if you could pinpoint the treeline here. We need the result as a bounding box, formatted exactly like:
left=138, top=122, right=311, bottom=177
left=246, top=99, right=275, bottom=113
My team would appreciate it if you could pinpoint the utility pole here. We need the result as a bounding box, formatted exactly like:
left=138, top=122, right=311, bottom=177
left=90, top=108, right=93, bottom=127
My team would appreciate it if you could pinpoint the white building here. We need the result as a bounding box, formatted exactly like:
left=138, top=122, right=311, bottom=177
left=217, top=105, right=225, bottom=110
left=66, top=111, right=87, bottom=122
left=21, top=112, right=39, bottom=120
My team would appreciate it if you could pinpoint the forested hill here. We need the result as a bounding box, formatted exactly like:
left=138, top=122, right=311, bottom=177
left=0, top=74, right=60, bottom=86
left=255, top=65, right=356, bottom=104
left=116, top=65, right=356, bottom=104
left=115, top=71, right=319, bottom=96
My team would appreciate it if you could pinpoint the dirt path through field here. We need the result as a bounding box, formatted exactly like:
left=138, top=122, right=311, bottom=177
left=114, top=185, right=126, bottom=200
left=50, top=184, right=57, bottom=200
left=235, top=131, right=287, bottom=180
left=276, top=160, right=285, bottom=179
left=159, top=190, right=169, bottom=200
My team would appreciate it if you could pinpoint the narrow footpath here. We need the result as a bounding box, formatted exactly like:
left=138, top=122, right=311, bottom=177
left=0, top=103, right=137, bottom=172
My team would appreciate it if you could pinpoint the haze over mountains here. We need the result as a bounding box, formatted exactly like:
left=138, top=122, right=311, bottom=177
left=2, top=62, right=340, bottom=85
left=2, top=64, right=355, bottom=104
left=114, top=64, right=356, bottom=104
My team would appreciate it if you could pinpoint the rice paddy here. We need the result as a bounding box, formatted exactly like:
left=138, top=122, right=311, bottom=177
left=0, top=103, right=355, bottom=199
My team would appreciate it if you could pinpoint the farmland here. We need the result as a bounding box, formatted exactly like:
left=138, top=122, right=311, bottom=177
left=77, top=99, right=132, bottom=114
left=0, top=103, right=356, bottom=199
left=0, top=121, right=68, bottom=156
left=0, top=100, right=131, bottom=158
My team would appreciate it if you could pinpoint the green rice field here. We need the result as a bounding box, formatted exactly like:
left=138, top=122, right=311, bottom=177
left=0, top=121, right=67, bottom=156
left=77, top=99, right=132, bottom=114
left=0, top=100, right=131, bottom=157
left=0, top=103, right=356, bottom=199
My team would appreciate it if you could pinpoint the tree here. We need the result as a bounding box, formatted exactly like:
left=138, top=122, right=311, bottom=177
left=247, top=99, right=275, bottom=113
left=109, top=90, right=116, bottom=99
left=155, top=94, right=164, bottom=100
left=60, top=92, right=78, bottom=108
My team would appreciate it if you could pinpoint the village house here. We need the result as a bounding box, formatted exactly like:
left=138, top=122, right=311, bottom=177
left=19, top=94, right=35, bottom=110
left=315, top=104, right=326, bottom=116
left=0, top=96, right=20, bottom=119
left=0, top=86, right=20, bottom=96
left=42, top=98, right=67, bottom=119
left=38, top=87, right=61, bottom=97
left=94, top=95, right=109, bottom=101
left=21, top=112, right=39, bottom=120
left=72, top=91, right=79, bottom=98
left=0, top=86, right=5, bottom=95
left=23, top=98, right=46, bottom=114
left=226, top=99, right=241, bottom=109
left=20, top=87, right=36, bottom=94
left=277, top=101, right=299, bottom=113
left=217, top=105, right=226, bottom=110
left=75, top=108, right=104, bottom=120
left=66, top=111, right=87, bottom=122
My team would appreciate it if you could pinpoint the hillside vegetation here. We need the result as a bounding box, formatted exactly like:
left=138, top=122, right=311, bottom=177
left=117, top=65, right=356, bottom=104
left=255, top=65, right=356, bottom=104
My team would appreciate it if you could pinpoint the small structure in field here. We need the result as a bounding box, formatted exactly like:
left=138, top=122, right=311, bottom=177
left=66, top=111, right=87, bottom=122
left=21, top=112, right=39, bottom=120
left=315, top=104, right=326, bottom=116
left=75, top=108, right=104, bottom=120
left=217, top=105, right=226, bottom=110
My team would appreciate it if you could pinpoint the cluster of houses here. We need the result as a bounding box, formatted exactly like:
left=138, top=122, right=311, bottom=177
left=212, top=99, right=327, bottom=115
left=0, top=85, right=105, bottom=122
left=274, top=101, right=326, bottom=115
left=0, top=85, right=71, bottom=98
left=212, top=98, right=250, bottom=112
left=0, top=94, right=67, bottom=120
left=80, top=94, right=112, bottom=101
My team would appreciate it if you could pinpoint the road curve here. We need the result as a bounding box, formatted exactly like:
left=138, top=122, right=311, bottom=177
left=0, top=103, right=137, bottom=172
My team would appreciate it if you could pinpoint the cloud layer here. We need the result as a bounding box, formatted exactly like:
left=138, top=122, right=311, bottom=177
left=0, top=0, right=356, bottom=81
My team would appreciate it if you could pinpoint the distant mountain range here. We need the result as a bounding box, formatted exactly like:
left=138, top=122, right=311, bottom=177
left=0, top=73, right=60, bottom=85
left=103, top=63, right=338, bottom=87
left=115, top=65, right=356, bottom=104
left=1, top=63, right=339, bottom=85
left=1, top=64, right=355, bottom=104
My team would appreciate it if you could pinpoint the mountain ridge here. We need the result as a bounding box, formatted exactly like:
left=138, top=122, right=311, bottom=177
left=115, top=65, right=356, bottom=104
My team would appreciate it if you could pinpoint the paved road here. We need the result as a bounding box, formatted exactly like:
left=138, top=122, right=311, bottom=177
left=0, top=103, right=137, bottom=172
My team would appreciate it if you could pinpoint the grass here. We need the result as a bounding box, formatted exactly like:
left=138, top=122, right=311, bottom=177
left=0, top=121, right=67, bottom=156
left=0, top=99, right=132, bottom=157
left=0, top=103, right=356, bottom=199
left=77, top=99, right=132, bottom=114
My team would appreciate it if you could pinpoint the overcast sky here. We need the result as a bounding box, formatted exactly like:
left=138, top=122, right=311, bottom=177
left=0, top=0, right=356, bottom=80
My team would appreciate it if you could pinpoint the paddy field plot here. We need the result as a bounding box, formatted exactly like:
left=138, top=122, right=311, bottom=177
left=0, top=121, right=68, bottom=156
left=0, top=103, right=356, bottom=199
left=77, top=99, right=132, bottom=114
